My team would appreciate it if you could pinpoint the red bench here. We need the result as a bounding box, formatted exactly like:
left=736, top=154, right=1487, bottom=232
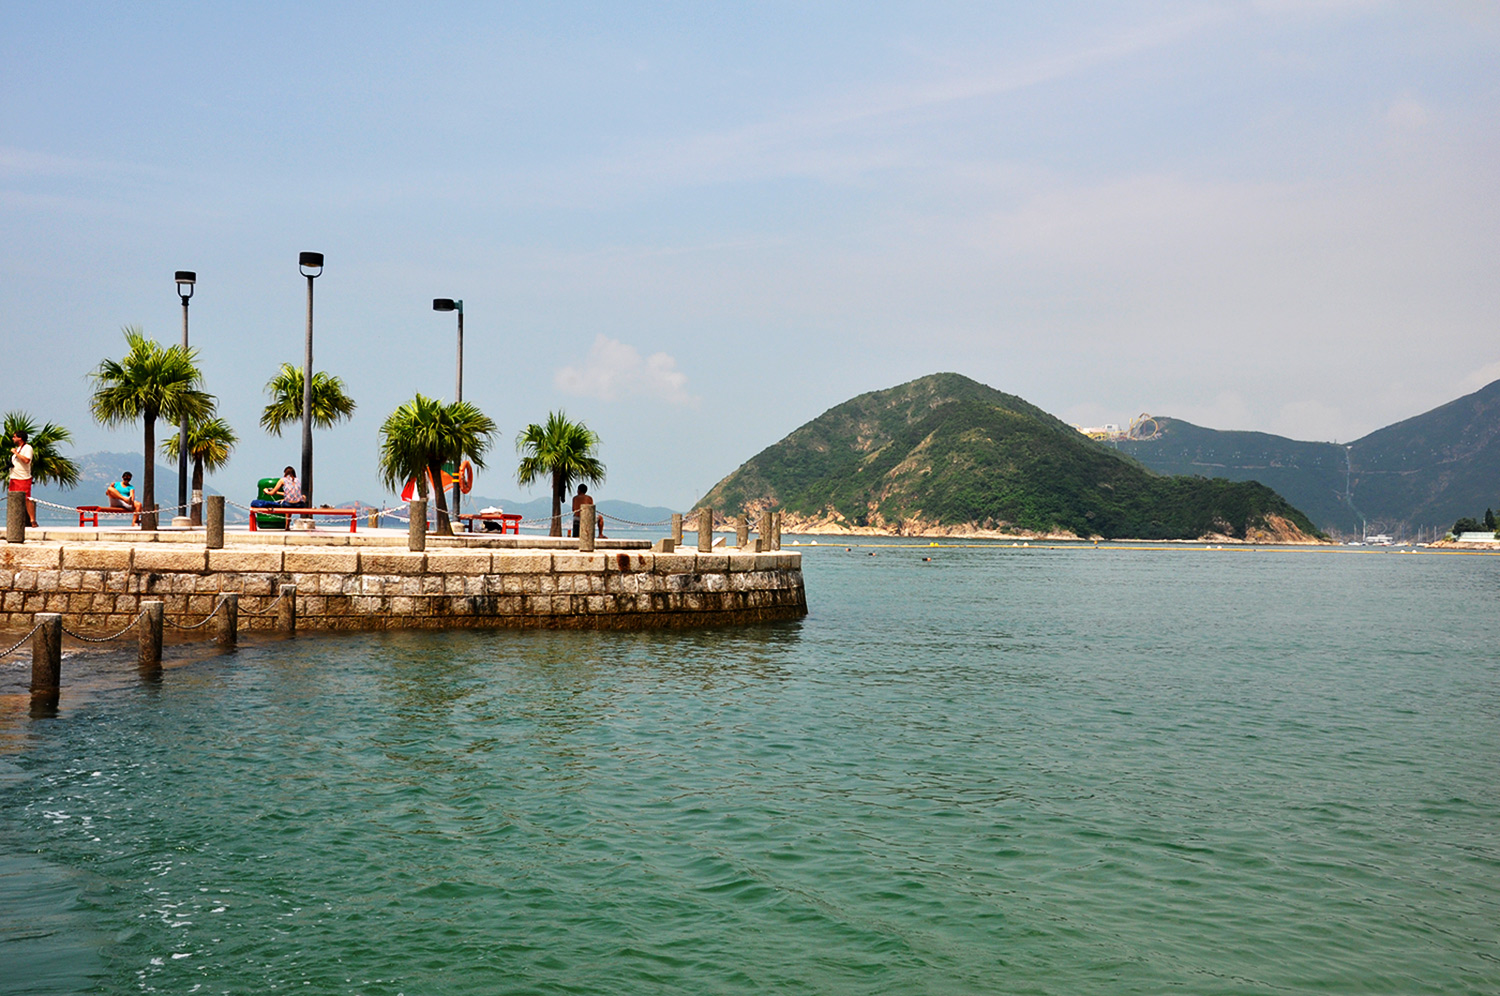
left=76, top=505, right=140, bottom=526
left=457, top=512, right=524, bottom=534
left=248, top=507, right=358, bottom=532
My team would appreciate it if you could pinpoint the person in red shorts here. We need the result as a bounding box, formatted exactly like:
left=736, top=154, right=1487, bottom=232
left=8, top=429, right=37, bottom=527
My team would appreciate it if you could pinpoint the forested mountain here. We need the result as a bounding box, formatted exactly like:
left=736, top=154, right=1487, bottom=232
left=1119, top=379, right=1500, bottom=537
left=700, top=373, right=1321, bottom=541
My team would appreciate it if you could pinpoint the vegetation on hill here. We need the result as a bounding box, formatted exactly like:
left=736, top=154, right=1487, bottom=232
left=1339, top=379, right=1500, bottom=536
left=1119, top=378, right=1500, bottom=538
left=701, top=373, right=1323, bottom=541
left=1115, top=420, right=1353, bottom=531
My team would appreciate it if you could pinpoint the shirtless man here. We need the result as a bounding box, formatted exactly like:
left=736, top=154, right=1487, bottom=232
left=571, top=484, right=593, bottom=538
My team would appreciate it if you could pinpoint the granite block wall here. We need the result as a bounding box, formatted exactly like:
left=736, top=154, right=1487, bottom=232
left=0, top=543, right=806, bottom=633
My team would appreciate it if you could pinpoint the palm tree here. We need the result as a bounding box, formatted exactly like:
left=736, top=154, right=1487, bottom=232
left=89, top=327, right=214, bottom=525
left=163, top=416, right=238, bottom=526
left=261, top=363, right=357, bottom=505
left=378, top=394, right=497, bottom=536
left=516, top=411, right=606, bottom=537
left=260, top=363, right=357, bottom=433
left=1, top=412, right=81, bottom=490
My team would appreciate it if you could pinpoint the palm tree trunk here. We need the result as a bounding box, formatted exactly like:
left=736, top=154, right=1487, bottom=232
left=191, top=456, right=205, bottom=527
left=551, top=468, right=564, bottom=537
left=428, top=461, right=452, bottom=535
left=142, top=413, right=157, bottom=530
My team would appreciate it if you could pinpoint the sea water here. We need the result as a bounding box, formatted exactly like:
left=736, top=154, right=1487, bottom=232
left=1, top=542, right=1496, bottom=994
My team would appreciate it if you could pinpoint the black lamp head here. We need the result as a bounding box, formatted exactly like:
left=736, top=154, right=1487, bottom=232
left=299, top=252, right=324, bottom=277
left=433, top=298, right=462, bottom=313
left=175, top=270, right=196, bottom=299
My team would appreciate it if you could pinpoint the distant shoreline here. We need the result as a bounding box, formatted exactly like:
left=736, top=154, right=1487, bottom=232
left=778, top=514, right=1329, bottom=545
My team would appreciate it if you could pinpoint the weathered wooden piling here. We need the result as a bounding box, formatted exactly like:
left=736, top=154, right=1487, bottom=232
left=216, top=594, right=238, bottom=650
left=31, top=612, right=61, bottom=699
left=277, top=584, right=297, bottom=635
left=138, top=601, right=163, bottom=670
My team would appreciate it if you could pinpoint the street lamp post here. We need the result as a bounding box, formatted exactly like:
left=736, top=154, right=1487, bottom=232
left=299, top=253, right=324, bottom=507
left=433, top=298, right=464, bottom=522
left=174, top=271, right=195, bottom=526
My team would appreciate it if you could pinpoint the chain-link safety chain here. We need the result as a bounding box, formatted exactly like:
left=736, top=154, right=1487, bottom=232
left=0, top=618, right=48, bottom=663
left=163, top=595, right=229, bottom=631
left=61, top=608, right=150, bottom=643
left=236, top=588, right=288, bottom=618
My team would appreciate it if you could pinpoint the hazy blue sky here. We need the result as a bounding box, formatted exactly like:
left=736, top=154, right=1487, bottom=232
left=3, top=2, right=1497, bottom=509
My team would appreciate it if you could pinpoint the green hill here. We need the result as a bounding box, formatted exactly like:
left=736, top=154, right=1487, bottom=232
left=701, top=373, right=1322, bottom=541
left=1117, top=379, right=1500, bottom=537
left=1115, top=422, right=1352, bottom=532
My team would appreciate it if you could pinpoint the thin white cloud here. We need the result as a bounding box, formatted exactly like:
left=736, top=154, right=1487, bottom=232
left=555, top=335, right=697, bottom=406
left=1385, top=96, right=1429, bottom=130
left=593, top=9, right=1229, bottom=190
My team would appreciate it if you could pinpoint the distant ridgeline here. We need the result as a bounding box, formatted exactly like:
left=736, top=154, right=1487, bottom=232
left=700, top=373, right=1322, bottom=541
left=1116, top=378, right=1500, bottom=538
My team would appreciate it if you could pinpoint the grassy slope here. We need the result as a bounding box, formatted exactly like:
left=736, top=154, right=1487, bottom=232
left=1117, top=379, right=1500, bottom=534
left=702, top=373, right=1321, bottom=540
left=1343, top=379, right=1500, bottom=531
left=1116, top=421, right=1355, bottom=533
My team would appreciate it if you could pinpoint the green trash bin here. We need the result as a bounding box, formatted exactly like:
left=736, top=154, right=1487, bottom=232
left=253, top=478, right=289, bottom=530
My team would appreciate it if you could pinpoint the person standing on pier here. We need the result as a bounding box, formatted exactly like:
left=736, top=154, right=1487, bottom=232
left=8, top=429, right=37, bottom=526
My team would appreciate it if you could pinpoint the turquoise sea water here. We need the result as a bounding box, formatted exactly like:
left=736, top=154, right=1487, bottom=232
left=1, top=541, right=1497, bottom=994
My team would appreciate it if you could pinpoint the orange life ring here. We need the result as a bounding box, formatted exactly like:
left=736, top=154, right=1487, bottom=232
left=459, top=460, right=474, bottom=494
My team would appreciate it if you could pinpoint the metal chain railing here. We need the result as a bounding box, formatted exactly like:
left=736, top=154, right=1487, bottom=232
left=26, top=493, right=740, bottom=535
left=31, top=496, right=192, bottom=527
left=163, top=595, right=229, bottom=631
left=0, top=618, right=47, bottom=663
left=61, top=608, right=149, bottom=643
left=237, top=588, right=287, bottom=618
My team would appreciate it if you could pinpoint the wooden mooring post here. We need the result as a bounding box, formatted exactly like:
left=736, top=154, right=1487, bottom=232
left=138, top=601, right=164, bottom=670
left=31, top=613, right=61, bottom=703
left=216, top=594, right=238, bottom=650
left=277, top=584, right=297, bottom=635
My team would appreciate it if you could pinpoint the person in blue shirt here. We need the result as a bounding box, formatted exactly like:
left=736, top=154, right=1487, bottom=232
left=105, top=471, right=141, bottom=513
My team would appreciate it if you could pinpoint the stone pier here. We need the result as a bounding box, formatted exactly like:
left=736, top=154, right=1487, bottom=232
left=0, top=531, right=806, bottom=633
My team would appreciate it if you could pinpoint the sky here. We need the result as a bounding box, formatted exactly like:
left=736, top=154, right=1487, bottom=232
left=3, top=1, right=1498, bottom=510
